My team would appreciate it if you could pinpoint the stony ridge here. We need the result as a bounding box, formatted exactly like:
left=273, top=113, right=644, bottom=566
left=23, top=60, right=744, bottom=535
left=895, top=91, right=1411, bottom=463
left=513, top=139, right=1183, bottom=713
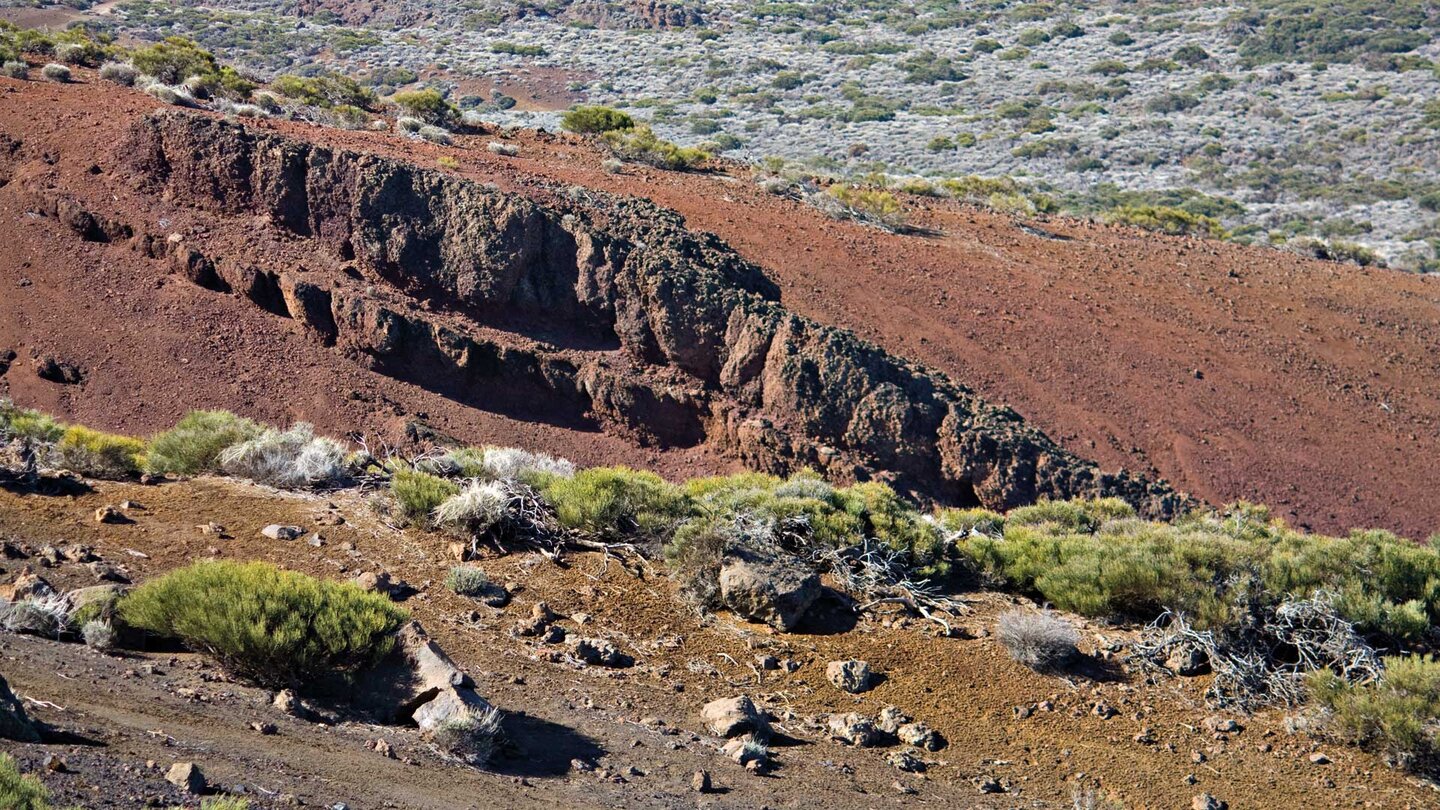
left=119, top=110, right=1188, bottom=517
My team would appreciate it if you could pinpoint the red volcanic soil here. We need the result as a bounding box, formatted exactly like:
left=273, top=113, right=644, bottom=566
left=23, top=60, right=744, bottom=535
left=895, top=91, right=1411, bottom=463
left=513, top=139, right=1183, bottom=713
left=3, top=70, right=1439, bottom=537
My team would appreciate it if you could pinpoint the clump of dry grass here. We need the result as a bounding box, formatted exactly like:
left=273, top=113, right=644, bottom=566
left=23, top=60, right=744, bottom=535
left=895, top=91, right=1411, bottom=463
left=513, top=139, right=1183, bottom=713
left=996, top=610, right=1078, bottom=670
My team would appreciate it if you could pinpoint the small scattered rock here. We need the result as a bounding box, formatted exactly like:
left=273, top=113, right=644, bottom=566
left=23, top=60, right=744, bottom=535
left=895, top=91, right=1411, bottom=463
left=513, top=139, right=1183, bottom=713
left=165, top=762, right=207, bottom=794
left=975, top=776, right=1006, bottom=794
left=261, top=524, right=303, bottom=541
left=897, top=721, right=944, bottom=751
left=876, top=706, right=910, bottom=734
left=251, top=722, right=277, bottom=735
left=571, top=637, right=631, bottom=667
left=829, top=712, right=881, bottom=747
left=94, top=505, right=124, bottom=524
left=1192, top=793, right=1228, bottom=810
left=887, top=751, right=925, bottom=773
left=1204, top=716, right=1242, bottom=734
left=826, top=659, right=875, bottom=694
left=42, top=754, right=67, bottom=773
left=892, top=780, right=918, bottom=795
left=1308, top=752, right=1331, bottom=765
left=691, top=770, right=711, bottom=793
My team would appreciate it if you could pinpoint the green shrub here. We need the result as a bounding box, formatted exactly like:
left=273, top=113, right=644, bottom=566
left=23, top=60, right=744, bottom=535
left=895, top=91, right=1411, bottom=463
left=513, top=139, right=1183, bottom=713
left=391, top=469, right=460, bottom=526
left=0, top=754, right=51, bottom=810
left=271, top=73, right=373, bottom=109
left=130, top=36, right=217, bottom=84
left=1309, top=654, right=1440, bottom=767
left=956, top=503, right=1440, bottom=637
left=444, top=566, right=491, bottom=597
left=561, top=105, right=635, bottom=134
left=542, top=466, right=688, bottom=540
left=1103, top=204, right=1227, bottom=238
left=0, top=401, right=63, bottom=442
left=827, top=185, right=908, bottom=231
left=201, top=798, right=252, bottom=810
left=392, top=88, right=455, bottom=123
left=602, top=126, right=708, bottom=170
left=56, top=425, right=144, bottom=478
left=119, top=561, right=407, bottom=687
left=40, top=63, right=69, bottom=82
left=146, top=410, right=263, bottom=475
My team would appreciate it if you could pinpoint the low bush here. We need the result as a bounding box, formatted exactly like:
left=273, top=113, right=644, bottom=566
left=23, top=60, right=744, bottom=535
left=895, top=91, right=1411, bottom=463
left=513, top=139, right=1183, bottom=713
left=418, top=125, right=452, bottom=144
left=98, top=61, right=136, bottom=85
left=602, top=126, right=708, bottom=170
left=433, top=481, right=509, bottom=536
left=561, top=105, right=634, bottom=134
left=542, top=466, right=688, bottom=540
left=391, top=468, right=460, bottom=526
left=827, top=185, right=908, bottom=231
left=957, top=504, right=1440, bottom=638
left=0, top=401, right=63, bottom=442
left=432, top=705, right=504, bottom=765
left=996, top=610, right=1078, bottom=670
left=81, top=619, right=115, bottom=652
left=40, top=63, right=68, bottom=82
left=392, top=88, right=455, bottom=124
left=1309, top=654, right=1440, bottom=768
left=1, top=61, right=26, bottom=79
left=130, top=36, right=217, bottom=84
left=146, top=410, right=263, bottom=475
left=1103, top=204, right=1226, bottom=238
left=0, top=753, right=51, bottom=810
left=119, top=560, right=407, bottom=687
left=458, top=446, right=575, bottom=483
left=56, top=425, right=144, bottom=478
left=0, top=596, right=68, bottom=637
left=444, top=565, right=492, bottom=597
left=218, top=423, right=346, bottom=488
left=487, top=141, right=519, bottom=156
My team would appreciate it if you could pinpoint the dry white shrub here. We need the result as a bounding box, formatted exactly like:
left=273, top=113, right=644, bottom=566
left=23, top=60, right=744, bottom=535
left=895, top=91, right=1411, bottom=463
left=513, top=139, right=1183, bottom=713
left=996, top=610, right=1078, bottom=670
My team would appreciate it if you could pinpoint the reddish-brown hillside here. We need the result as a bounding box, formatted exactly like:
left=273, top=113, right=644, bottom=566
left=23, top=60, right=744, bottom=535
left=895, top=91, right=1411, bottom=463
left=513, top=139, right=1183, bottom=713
left=2, top=72, right=1439, bottom=536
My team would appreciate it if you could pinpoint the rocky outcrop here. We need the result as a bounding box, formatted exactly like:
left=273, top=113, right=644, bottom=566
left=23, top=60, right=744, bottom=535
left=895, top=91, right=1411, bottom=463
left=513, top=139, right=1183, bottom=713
left=120, top=111, right=1190, bottom=517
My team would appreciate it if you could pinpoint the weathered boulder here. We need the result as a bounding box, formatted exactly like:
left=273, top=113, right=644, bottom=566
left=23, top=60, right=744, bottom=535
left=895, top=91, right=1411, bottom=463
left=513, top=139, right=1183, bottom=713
left=826, top=659, right=875, bottom=694
left=717, top=547, right=820, bottom=632
left=701, top=696, right=767, bottom=738
left=350, top=622, right=493, bottom=729
left=571, top=637, right=631, bottom=668
left=829, top=712, right=881, bottom=747
left=897, top=721, right=945, bottom=751
left=0, top=672, right=40, bottom=742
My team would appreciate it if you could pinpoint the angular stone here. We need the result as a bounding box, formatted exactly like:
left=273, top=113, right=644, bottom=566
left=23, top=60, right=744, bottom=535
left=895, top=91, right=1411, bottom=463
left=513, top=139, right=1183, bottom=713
left=717, top=547, right=820, bottom=632
left=701, top=696, right=767, bottom=738
left=826, top=659, right=875, bottom=693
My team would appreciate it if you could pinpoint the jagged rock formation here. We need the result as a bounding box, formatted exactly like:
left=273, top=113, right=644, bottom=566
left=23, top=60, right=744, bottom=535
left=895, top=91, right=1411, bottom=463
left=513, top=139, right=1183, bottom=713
left=117, top=110, right=1188, bottom=517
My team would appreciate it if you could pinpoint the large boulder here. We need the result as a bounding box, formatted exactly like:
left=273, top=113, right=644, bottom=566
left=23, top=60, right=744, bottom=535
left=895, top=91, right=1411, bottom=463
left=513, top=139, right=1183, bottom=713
left=717, top=547, right=820, bottom=632
left=350, top=622, right=494, bottom=729
left=0, top=672, right=40, bottom=742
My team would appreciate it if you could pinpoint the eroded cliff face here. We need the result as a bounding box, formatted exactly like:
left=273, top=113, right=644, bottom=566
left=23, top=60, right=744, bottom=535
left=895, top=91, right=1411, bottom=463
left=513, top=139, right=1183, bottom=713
left=118, top=111, right=1189, bottom=517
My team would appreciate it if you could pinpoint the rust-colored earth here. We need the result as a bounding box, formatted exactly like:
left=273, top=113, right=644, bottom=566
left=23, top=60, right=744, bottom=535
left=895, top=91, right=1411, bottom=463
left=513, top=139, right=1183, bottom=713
left=2, top=71, right=1439, bottom=538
